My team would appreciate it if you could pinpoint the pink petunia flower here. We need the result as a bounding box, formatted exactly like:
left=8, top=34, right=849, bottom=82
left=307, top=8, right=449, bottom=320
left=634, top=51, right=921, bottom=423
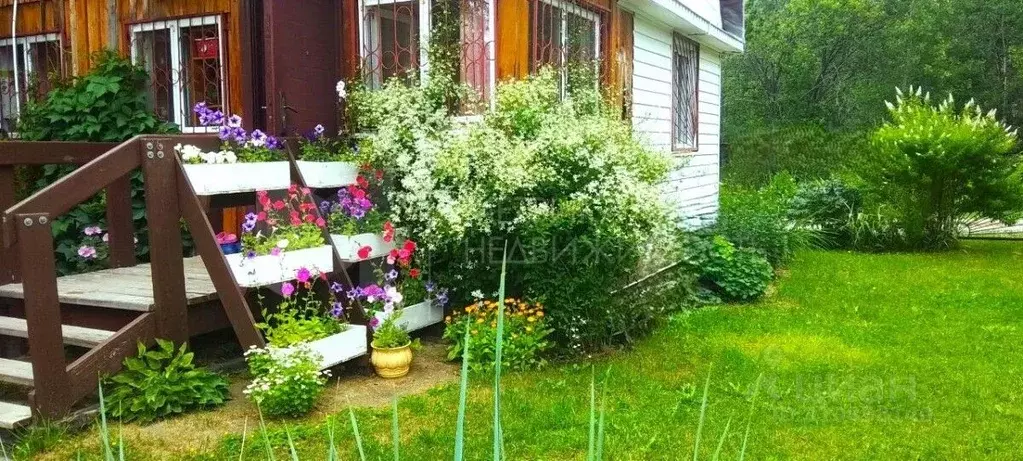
left=83, top=226, right=103, bottom=236
left=296, top=267, right=311, bottom=283
left=281, top=282, right=295, bottom=298
left=77, top=246, right=97, bottom=259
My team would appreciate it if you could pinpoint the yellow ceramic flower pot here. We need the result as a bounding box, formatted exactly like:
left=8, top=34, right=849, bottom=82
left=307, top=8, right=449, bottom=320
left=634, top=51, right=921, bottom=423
left=370, top=342, right=413, bottom=378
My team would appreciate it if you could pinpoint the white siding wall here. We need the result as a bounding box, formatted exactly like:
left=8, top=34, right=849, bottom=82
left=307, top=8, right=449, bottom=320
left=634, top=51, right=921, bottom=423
left=680, top=0, right=722, bottom=27
left=631, top=16, right=722, bottom=228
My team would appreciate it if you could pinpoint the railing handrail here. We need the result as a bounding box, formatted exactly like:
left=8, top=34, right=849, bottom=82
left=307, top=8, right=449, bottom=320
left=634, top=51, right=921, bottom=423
left=0, top=141, right=121, bottom=166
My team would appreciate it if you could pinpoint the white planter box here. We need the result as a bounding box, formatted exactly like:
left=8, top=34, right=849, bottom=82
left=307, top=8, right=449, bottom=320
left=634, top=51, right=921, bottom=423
left=301, top=325, right=368, bottom=369
left=225, top=245, right=334, bottom=287
left=331, top=233, right=396, bottom=261
left=374, top=300, right=444, bottom=332
left=295, top=160, right=359, bottom=188
left=182, top=162, right=291, bottom=195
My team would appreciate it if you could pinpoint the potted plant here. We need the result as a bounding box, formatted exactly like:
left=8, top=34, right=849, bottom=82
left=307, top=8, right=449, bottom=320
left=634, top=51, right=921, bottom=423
left=175, top=103, right=289, bottom=195
left=216, top=232, right=240, bottom=255
left=370, top=313, right=415, bottom=378
left=255, top=267, right=367, bottom=369
left=324, top=173, right=396, bottom=261
left=226, top=186, right=333, bottom=287
left=294, top=123, right=366, bottom=188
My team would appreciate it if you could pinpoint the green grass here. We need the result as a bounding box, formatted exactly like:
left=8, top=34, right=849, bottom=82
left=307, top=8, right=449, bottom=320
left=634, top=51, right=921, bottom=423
left=44, top=241, right=1023, bottom=459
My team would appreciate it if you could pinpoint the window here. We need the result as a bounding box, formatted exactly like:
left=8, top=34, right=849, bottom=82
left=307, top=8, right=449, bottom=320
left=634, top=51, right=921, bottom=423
left=359, top=0, right=495, bottom=110
left=529, top=0, right=601, bottom=96
left=130, top=16, right=226, bottom=133
left=0, top=33, right=61, bottom=133
left=672, top=33, right=699, bottom=151
left=360, top=0, right=424, bottom=89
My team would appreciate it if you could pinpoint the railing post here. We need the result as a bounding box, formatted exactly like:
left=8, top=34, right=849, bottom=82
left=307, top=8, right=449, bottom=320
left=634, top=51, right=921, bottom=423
left=0, top=165, right=20, bottom=284
left=140, top=138, right=189, bottom=344
left=17, top=212, right=72, bottom=418
left=105, top=173, right=135, bottom=268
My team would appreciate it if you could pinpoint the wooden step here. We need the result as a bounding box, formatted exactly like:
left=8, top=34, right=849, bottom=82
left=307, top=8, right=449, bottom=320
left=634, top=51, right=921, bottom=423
left=0, top=400, right=32, bottom=429
left=0, top=316, right=114, bottom=348
left=0, top=358, right=33, bottom=386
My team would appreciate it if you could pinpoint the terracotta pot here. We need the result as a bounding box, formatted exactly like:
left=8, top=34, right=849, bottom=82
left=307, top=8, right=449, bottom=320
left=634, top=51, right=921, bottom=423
left=370, top=342, right=413, bottom=378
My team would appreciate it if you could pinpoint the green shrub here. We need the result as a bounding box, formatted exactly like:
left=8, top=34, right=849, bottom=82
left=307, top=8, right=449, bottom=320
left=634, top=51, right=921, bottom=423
left=788, top=178, right=863, bottom=248
left=359, top=70, right=672, bottom=352
left=15, top=50, right=182, bottom=275
left=865, top=87, right=1023, bottom=249
left=443, top=298, right=552, bottom=371
left=701, top=236, right=773, bottom=302
left=717, top=174, right=810, bottom=268
left=104, top=340, right=229, bottom=423
left=244, top=343, right=329, bottom=417
left=723, top=124, right=870, bottom=188
left=372, top=314, right=415, bottom=349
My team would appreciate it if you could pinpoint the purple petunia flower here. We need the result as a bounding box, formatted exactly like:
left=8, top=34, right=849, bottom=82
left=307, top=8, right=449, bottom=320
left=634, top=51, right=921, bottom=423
left=266, top=136, right=283, bottom=150
left=227, top=114, right=243, bottom=128
left=346, top=287, right=360, bottom=300
left=385, top=269, right=398, bottom=281
left=435, top=289, right=449, bottom=307
left=245, top=250, right=257, bottom=259
left=425, top=281, right=436, bottom=293
left=330, top=282, right=344, bottom=293
left=242, top=221, right=256, bottom=233
left=249, top=130, right=268, bottom=148
left=331, top=302, right=344, bottom=318
left=369, top=316, right=381, bottom=329
left=218, top=125, right=233, bottom=141
left=314, top=124, right=325, bottom=136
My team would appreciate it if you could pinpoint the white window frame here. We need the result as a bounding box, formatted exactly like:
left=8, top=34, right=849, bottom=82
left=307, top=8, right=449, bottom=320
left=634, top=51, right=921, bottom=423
left=534, top=0, right=601, bottom=97
left=129, top=15, right=226, bottom=133
left=0, top=32, right=61, bottom=127
left=358, top=0, right=496, bottom=105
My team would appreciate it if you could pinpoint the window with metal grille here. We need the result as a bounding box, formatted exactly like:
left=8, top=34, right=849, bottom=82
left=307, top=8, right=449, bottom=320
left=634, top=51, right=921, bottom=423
left=672, top=33, right=699, bottom=151
left=529, top=0, right=601, bottom=97
left=130, top=16, right=226, bottom=133
left=359, top=0, right=494, bottom=110
left=0, top=33, right=62, bottom=133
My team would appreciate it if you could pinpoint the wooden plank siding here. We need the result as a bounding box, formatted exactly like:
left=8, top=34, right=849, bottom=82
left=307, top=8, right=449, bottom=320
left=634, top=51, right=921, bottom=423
left=0, top=0, right=247, bottom=120
left=630, top=12, right=722, bottom=227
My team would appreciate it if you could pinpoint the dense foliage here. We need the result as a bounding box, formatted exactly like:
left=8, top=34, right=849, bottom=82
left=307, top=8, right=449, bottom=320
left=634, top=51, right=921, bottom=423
left=865, top=88, right=1022, bottom=249
left=716, top=175, right=810, bottom=267
left=15, top=51, right=181, bottom=274
left=104, top=340, right=229, bottom=423
left=723, top=0, right=1023, bottom=185
left=354, top=71, right=672, bottom=352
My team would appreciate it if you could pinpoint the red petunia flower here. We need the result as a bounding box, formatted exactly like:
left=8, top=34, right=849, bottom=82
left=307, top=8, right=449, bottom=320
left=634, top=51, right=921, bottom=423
left=357, top=245, right=373, bottom=259
left=383, top=221, right=395, bottom=243
left=288, top=184, right=298, bottom=194
left=409, top=268, right=421, bottom=279
left=357, top=175, right=369, bottom=188
left=375, top=169, right=384, bottom=181
left=257, top=211, right=267, bottom=221
left=403, top=240, right=416, bottom=252
left=273, top=200, right=286, bottom=211
left=315, top=217, right=326, bottom=227
left=290, top=217, right=302, bottom=226
left=304, top=214, right=315, bottom=223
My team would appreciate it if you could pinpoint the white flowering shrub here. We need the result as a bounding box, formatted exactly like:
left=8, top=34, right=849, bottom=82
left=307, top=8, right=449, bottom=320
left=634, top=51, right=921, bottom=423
left=243, top=343, right=330, bottom=417
left=355, top=71, right=677, bottom=351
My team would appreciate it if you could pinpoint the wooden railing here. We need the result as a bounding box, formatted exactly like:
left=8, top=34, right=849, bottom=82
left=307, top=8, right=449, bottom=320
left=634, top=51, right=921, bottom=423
left=0, top=135, right=265, bottom=418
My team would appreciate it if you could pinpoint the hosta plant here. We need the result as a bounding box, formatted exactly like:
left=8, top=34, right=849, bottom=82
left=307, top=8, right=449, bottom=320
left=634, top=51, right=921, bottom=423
left=104, top=339, right=229, bottom=423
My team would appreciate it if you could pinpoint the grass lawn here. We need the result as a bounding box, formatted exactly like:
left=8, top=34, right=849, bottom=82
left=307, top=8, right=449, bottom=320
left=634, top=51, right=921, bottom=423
left=38, top=241, right=1023, bottom=460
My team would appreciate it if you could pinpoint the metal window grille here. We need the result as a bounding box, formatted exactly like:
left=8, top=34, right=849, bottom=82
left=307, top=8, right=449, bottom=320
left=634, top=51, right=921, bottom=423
left=529, top=0, right=604, bottom=97
left=0, top=33, right=62, bottom=134
left=129, top=15, right=227, bottom=133
left=672, top=33, right=698, bottom=150
left=359, top=0, right=495, bottom=112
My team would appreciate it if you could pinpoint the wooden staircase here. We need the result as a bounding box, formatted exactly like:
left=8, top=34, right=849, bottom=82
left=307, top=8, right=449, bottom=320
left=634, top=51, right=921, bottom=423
left=0, top=136, right=271, bottom=427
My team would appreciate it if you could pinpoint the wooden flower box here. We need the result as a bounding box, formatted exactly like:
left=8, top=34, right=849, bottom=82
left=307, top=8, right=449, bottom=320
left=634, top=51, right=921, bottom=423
left=182, top=162, right=291, bottom=195
left=331, top=232, right=396, bottom=261
left=374, top=300, right=444, bottom=332
left=295, top=160, right=359, bottom=188
left=224, top=245, right=334, bottom=287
